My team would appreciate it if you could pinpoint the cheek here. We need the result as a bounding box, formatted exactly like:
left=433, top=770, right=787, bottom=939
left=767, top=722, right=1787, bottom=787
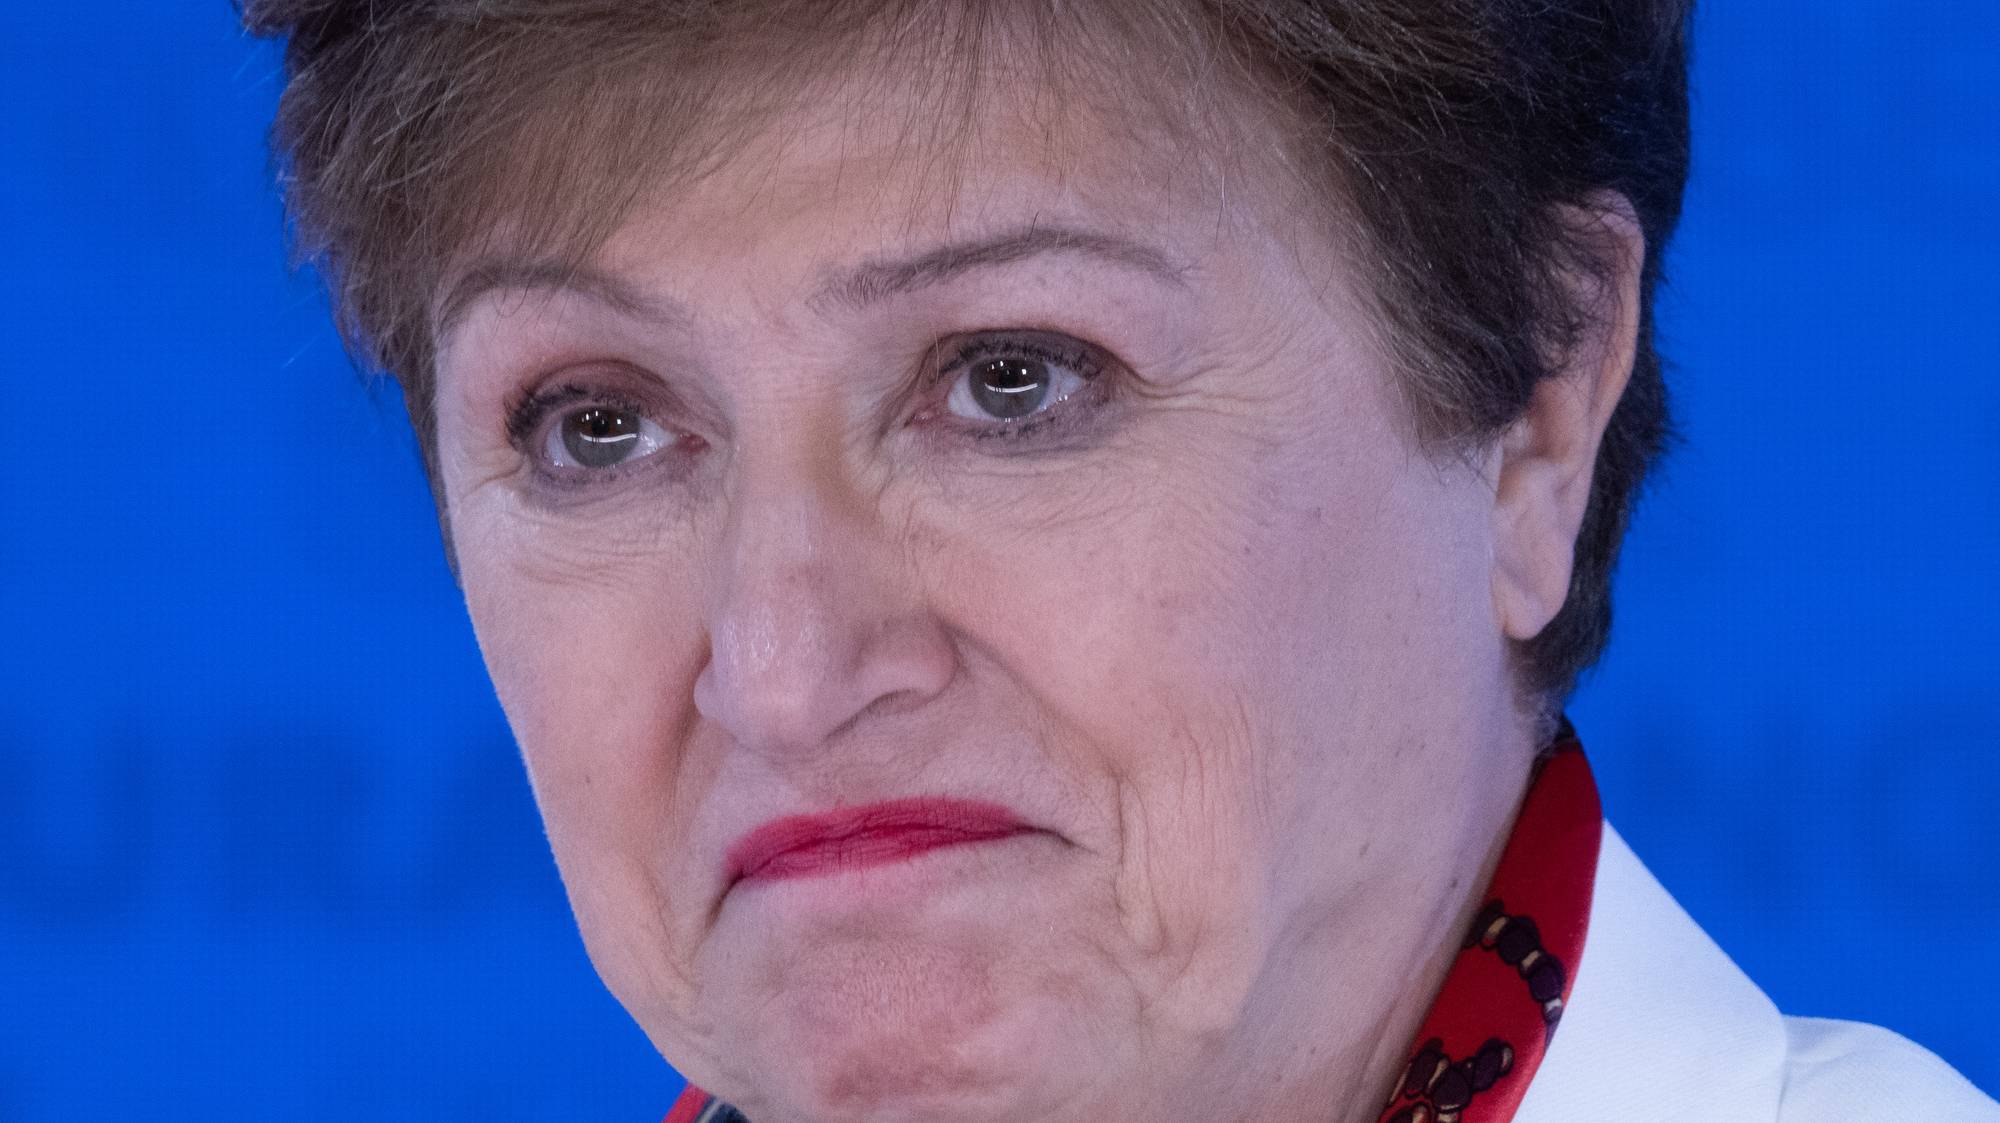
left=447, top=464, right=714, bottom=785
left=977, top=387, right=1497, bottom=978
left=457, top=520, right=680, bottom=785
left=909, top=433, right=1328, bottom=998
left=451, top=504, right=717, bottom=996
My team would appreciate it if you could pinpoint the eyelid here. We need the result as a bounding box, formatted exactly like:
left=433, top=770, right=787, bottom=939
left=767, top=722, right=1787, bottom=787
left=504, top=367, right=669, bottom=442
left=933, top=329, right=1106, bottom=383
left=502, top=353, right=716, bottom=448
left=506, top=381, right=581, bottom=450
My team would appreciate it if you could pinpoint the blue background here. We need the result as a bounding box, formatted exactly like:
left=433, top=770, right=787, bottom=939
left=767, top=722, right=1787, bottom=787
left=2, top=3, right=1995, bottom=1118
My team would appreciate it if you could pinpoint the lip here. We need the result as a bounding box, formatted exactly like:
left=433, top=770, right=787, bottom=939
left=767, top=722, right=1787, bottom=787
left=725, top=797, right=1032, bottom=887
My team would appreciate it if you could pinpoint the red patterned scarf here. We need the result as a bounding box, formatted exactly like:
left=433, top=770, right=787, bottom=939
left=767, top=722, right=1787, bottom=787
left=1374, top=733, right=1599, bottom=1123
left=667, top=730, right=1601, bottom=1123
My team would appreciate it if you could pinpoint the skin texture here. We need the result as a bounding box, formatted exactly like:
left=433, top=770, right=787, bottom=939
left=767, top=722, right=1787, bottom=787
left=431, top=48, right=1640, bottom=1123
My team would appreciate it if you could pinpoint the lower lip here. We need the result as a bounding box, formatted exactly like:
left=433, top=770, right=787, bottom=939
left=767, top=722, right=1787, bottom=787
left=731, top=801, right=1032, bottom=884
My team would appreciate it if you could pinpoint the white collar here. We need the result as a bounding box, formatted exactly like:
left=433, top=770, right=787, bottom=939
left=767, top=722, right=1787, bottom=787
left=1516, top=823, right=1788, bottom=1122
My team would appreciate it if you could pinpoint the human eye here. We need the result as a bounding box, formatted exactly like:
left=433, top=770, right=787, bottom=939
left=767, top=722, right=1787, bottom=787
left=926, top=330, right=1115, bottom=443
left=506, top=380, right=689, bottom=480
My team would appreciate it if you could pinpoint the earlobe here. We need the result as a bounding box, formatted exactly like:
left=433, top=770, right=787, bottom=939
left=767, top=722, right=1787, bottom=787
left=1489, top=198, right=1645, bottom=641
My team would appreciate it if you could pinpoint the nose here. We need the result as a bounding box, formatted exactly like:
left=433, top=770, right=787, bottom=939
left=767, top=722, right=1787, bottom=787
left=691, top=441, right=956, bottom=758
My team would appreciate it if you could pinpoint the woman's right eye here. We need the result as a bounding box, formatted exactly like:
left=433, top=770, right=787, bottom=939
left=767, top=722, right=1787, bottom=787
left=544, top=405, right=676, bottom=471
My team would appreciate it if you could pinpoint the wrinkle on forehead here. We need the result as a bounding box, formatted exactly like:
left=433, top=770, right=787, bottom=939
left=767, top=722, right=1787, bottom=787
left=430, top=0, right=1297, bottom=329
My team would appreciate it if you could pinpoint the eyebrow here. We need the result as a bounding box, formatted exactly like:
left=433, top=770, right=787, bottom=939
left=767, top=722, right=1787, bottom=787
left=813, top=223, right=1191, bottom=310
left=435, top=223, right=1189, bottom=340
left=435, top=259, right=689, bottom=341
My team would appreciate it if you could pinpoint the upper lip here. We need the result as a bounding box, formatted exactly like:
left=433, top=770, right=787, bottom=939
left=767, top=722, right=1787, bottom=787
left=724, top=796, right=1031, bottom=886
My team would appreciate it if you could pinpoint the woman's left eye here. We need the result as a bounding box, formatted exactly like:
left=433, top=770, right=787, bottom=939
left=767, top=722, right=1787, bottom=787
left=937, top=333, right=1104, bottom=434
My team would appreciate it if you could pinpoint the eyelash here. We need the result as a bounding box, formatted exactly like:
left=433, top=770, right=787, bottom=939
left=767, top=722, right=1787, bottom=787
left=501, top=329, right=1118, bottom=483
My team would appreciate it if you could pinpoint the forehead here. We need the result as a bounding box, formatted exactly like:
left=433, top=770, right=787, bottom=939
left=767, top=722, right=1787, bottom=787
left=627, top=92, right=1242, bottom=280
left=436, top=10, right=1325, bottom=323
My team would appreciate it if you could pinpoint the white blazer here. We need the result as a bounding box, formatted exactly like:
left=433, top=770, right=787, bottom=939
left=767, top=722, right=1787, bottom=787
left=1517, top=824, right=1999, bottom=1121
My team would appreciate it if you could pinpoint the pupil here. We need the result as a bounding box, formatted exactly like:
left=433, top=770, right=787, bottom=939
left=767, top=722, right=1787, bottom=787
left=563, top=407, right=641, bottom=468
left=971, top=357, right=1048, bottom=420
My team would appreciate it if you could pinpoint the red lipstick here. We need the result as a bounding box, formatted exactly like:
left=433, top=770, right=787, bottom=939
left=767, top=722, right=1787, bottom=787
left=726, top=798, right=1030, bottom=885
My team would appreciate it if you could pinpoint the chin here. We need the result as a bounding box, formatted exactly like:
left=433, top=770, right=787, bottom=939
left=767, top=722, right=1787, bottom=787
left=770, top=1052, right=1026, bottom=1123
left=731, top=951, right=1103, bottom=1123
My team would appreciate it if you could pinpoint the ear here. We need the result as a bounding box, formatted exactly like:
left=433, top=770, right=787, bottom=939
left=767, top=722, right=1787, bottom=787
left=1490, top=196, right=1645, bottom=641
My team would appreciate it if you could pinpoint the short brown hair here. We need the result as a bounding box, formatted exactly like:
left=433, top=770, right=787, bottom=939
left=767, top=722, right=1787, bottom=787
left=244, top=0, right=1690, bottom=718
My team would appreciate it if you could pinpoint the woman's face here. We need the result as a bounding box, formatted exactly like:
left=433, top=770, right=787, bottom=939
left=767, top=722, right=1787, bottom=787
left=434, top=59, right=1543, bottom=1123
